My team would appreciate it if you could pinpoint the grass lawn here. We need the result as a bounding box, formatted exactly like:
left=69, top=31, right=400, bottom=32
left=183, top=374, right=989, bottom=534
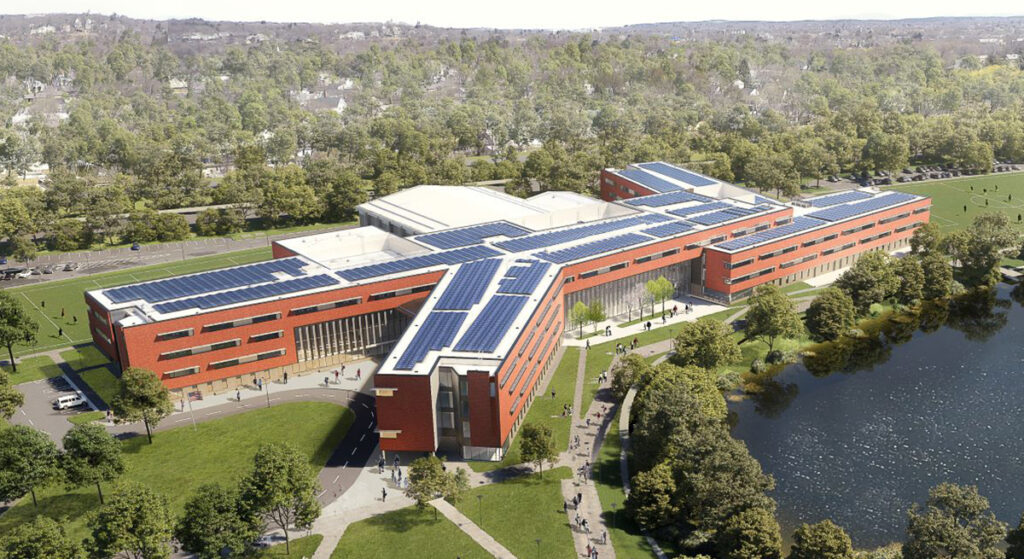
left=59, top=345, right=110, bottom=371
left=67, top=410, right=106, bottom=425
left=78, top=367, right=120, bottom=406
left=469, top=348, right=581, bottom=473
left=0, top=402, right=353, bottom=542
left=256, top=534, right=323, bottom=558
left=6, top=247, right=272, bottom=357
left=1, top=355, right=62, bottom=384
left=455, top=467, right=575, bottom=559
left=889, top=172, right=1024, bottom=232
left=332, top=506, right=491, bottom=559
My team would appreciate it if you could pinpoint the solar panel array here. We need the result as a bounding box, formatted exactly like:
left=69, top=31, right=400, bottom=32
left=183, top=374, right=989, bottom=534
left=152, top=274, right=339, bottom=314
left=614, top=169, right=683, bottom=193
left=337, top=245, right=502, bottom=281
left=806, top=193, right=919, bottom=222
left=635, top=212, right=674, bottom=224
left=667, top=201, right=731, bottom=218
left=643, top=221, right=695, bottom=238
left=454, top=295, right=529, bottom=353
left=624, top=190, right=711, bottom=207
left=494, top=216, right=651, bottom=252
left=637, top=162, right=717, bottom=186
left=807, top=190, right=874, bottom=208
left=105, top=258, right=308, bottom=304
left=497, top=260, right=551, bottom=294
left=687, top=205, right=772, bottom=226
left=415, top=222, right=531, bottom=249
left=714, top=217, right=825, bottom=251
left=433, top=259, right=501, bottom=310
left=395, top=311, right=468, bottom=370
left=534, top=233, right=652, bottom=264
left=753, top=196, right=778, bottom=205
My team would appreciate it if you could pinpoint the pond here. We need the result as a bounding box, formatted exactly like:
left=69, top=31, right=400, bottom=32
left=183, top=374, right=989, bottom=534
left=729, top=285, right=1024, bottom=548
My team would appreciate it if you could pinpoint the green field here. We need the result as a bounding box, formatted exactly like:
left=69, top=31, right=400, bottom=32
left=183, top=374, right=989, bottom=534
left=331, top=507, right=491, bottom=559
left=79, top=367, right=120, bottom=406
left=0, top=402, right=353, bottom=542
left=1, top=354, right=62, bottom=384
left=5, top=247, right=272, bottom=358
left=890, top=172, right=1024, bottom=232
left=60, top=345, right=110, bottom=371
left=257, top=534, right=323, bottom=558
left=455, top=467, right=575, bottom=559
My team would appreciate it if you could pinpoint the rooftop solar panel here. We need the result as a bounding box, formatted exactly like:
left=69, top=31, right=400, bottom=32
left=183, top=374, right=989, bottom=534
left=807, top=190, right=874, bottom=208
left=643, top=221, right=694, bottom=238
left=497, top=260, right=551, bottom=294
left=667, top=201, right=731, bottom=218
left=624, top=190, right=712, bottom=207
left=494, top=216, right=649, bottom=252
left=806, top=192, right=918, bottom=222
left=614, top=169, right=683, bottom=193
left=686, top=204, right=772, bottom=226
left=534, top=233, right=652, bottom=264
left=415, top=222, right=531, bottom=250
left=105, top=258, right=308, bottom=304
left=637, top=162, right=717, bottom=186
left=635, top=213, right=675, bottom=224
left=434, top=259, right=502, bottom=310
left=395, top=311, right=468, bottom=370
left=152, top=274, right=338, bottom=314
left=337, top=245, right=502, bottom=282
left=454, top=295, right=529, bottom=353
left=714, top=217, right=825, bottom=251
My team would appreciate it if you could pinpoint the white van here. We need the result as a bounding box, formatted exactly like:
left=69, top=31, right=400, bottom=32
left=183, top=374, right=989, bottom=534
left=54, top=392, right=86, bottom=410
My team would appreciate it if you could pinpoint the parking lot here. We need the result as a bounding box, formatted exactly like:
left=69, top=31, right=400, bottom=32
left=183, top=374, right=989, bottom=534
left=11, top=374, right=97, bottom=444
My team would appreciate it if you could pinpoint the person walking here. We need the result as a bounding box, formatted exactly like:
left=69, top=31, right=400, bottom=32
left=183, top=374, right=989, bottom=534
left=585, top=339, right=590, bottom=350
left=60, top=307, right=65, bottom=318
left=602, top=530, right=607, bottom=545
left=58, top=327, right=63, bottom=337
left=382, top=487, right=387, bottom=502
left=334, top=370, right=339, bottom=383
left=357, top=368, right=361, bottom=380
left=324, top=376, right=330, bottom=388
left=236, top=389, right=241, bottom=402
left=283, top=372, right=288, bottom=384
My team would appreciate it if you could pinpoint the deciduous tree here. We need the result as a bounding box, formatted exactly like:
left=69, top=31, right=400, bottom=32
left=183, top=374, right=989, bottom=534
left=237, top=442, right=320, bottom=556
left=921, top=253, right=954, bottom=300
left=89, top=482, right=174, bottom=559
left=0, top=291, right=37, bottom=373
left=835, top=251, right=899, bottom=314
left=805, top=288, right=857, bottom=342
left=626, top=461, right=677, bottom=531
left=716, top=506, right=782, bottom=559
left=111, top=367, right=174, bottom=444
left=519, top=423, right=557, bottom=478
left=0, top=424, right=60, bottom=507
left=646, top=276, right=675, bottom=315
left=61, top=423, right=125, bottom=504
left=671, top=319, right=741, bottom=370
left=175, top=483, right=261, bottom=559
left=744, top=285, right=804, bottom=353
left=895, top=257, right=925, bottom=305
left=903, top=483, right=1006, bottom=559
left=788, top=519, right=854, bottom=559
left=0, top=516, right=86, bottom=559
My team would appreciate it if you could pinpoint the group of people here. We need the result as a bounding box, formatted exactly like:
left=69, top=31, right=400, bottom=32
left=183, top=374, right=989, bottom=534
left=561, top=403, right=574, bottom=417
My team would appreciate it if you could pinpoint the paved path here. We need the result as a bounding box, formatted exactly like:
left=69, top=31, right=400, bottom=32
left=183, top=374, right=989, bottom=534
left=430, top=498, right=516, bottom=558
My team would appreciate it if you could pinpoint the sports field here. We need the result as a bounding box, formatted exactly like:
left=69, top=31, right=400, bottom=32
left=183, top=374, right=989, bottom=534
left=889, top=172, right=1024, bottom=232
left=3, top=247, right=272, bottom=358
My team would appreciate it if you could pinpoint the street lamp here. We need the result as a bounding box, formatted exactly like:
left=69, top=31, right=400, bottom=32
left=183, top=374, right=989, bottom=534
left=477, top=494, right=483, bottom=526
left=611, top=502, right=617, bottom=531
left=535, top=538, right=541, bottom=559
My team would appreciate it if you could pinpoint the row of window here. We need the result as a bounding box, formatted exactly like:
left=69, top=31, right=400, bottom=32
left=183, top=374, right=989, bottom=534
left=780, top=254, right=818, bottom=269
left=579, top=261, right=628, bottom=280
left=206, top=312, right=280, bottom=333
left=292, top=297, right=361, bottom=315
left=367, top=284, right=434, bottom=302
left=878, top=212, right=912, bottom=225
left=725, top=258, right=754, bottom=270
left=759, top=245, right=797, bottom=261
left=859, top=231, right=893, bottom=244
left=160, top=338, right=240, bottom=360
left=635, top=248, right=680, bottom=265
left=162, top=348, right=287, bottom=378
left=725, top=266, right=776, bottom=285
left=802, top=233, right=838, bottom=248
left=821, top=242, right=857, bottom=256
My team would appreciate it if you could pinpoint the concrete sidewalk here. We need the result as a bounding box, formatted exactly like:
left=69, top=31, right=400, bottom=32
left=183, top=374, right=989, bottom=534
left=430, top=498, right=516, bottom=558
left=563, top=295, right=727, bottom=347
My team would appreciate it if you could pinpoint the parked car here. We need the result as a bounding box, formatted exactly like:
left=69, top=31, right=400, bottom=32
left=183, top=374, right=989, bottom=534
left=0, top=257, right=6, bottom=265
left=42, top=265, right=55, bottom=274
left=827, top=175, right=839, bottom=182
left=63, top=262, right=80, bottom=271
left=897, top=176, right=911, bottom=183
left=14, top=268, right=32, bottom=278
left=1, top=268, right=22, bottom=280
left=54, top=392, right=87, bottom=410
left=131, top=242, right=141, bottom=251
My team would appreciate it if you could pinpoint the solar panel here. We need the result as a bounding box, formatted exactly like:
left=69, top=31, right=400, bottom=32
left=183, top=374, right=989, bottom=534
left=637, top=162, right=717, bottom=186
left=152, top=274, right=338, bottom=314
left=624, top=190, right=712, bottom=207
left=534, top=233, right=652, bottom=264
left=494, top=216, right=651, bottom=252
left=105, top=258, right=308, bottom=304
left=434, top=259, right=501, bottom=310
left=497, top=260, right=551, bottom=294
left=667, top=201, right=731, bottom=218
left=715, top=217, right=825, bottom=251
left=635, top=213, right=675, bottom=224
left=807, top=190, right=874, bottom=208
left=395, top=311, right=468, bottom=370
left=454, top=295, right=529, bottom=353
left=806, top=192, right=918, bottom=222
left=686, top=204, right=771, bottom=226
left=337, top=245, right=502, bottom=282
left=415, top=222, right=531, bottom=250
left=643, top=221, right=694, bottom=238
left=614, top=169, right=683, bottom=193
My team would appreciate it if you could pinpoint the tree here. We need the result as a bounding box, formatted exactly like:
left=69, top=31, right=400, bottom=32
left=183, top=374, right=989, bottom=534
left=89, top=482, right=174, bottom=559
left=176, top=483, right=261, bottom=559
left=834, top=251, right=899, bottom=314
left=238, top=442, right=321, bottom=556
left=61, top=423, right=125, bottom=504
left=0, top=291, right=39, bottom=373
left=903, top=483, right=1006, bottom=559
left=910, top=222, right=943, bottom=257
left=519, top=422, right=557, bottom=478
left=0, top=425, right=60, bottom=507
left=626, top=461, right=677, bottom=530
left=895, top=257, right=925, bottom=306
left=716, top=506, right=782, bottom=559
left=9, top=235, right=36, bottom=263
left=746, top=149, right=800, bottom=199
left=646, top=276, right=675, bottom=315
left=570, top=301, right=589, bottom=338
left=0, top=369, right=24, bottom=419
left=921, top=253, right=954, bottom=300
left=791, top=138, right=838, bottom=187
left=863, top=132, right=910, bottom=176
left=805, top=288, right=857, bottom=343
left=744, top=285, right=803, bottom=353
left=952, top=213, right=1020, bottom=287
left=671, top=319, right=741, bottom=370
left=788, top=520, right=853, bottom=559
left=0, top=516, right=86, bottom=559
left=610, top=353, right=653, bottom=400
left=111, top=367, right=173, bottom=444
left=1007, top=513, right=1024, bottom=559
left=586, top=300, right=606, bottom=332
left=405, top=455, right=468, bottom=519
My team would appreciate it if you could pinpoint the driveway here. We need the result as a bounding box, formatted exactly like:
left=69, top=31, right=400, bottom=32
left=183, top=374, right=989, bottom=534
left=11, top=375, right=96, bottom=445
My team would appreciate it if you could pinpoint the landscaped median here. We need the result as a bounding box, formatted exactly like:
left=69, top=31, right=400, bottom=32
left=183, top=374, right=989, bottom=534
left=0, top=402, right=353, bottom=542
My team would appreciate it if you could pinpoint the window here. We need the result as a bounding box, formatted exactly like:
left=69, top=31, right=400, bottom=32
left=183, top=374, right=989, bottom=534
left=821, top=242, right=856, bottom=256
left=878, top=212, right=911, bottom=225
left=758, top=245, right=797, bottom=260
left=292, top=297, right=361, bottom=315
left=440, top=412, right=455, bottom=429
left=161, top=339, right=241, bottom=360
left=209, top=349, right=285, bottom=370
left=563, top=276, right=575, bottom=284
left=250, top=330, right=284, bottom=342
left=635, top=248, right=679, bottom=264
left=156, top=328, right=193, bottom=341
left=725, top=258, right=754, bottom=270
left=913, top=206, right=930, bottom=214
left=725, top=267, right=775, bottom=285
left=775, top=218, right=793, bottom=226
left=205, top=313, right=281, bottom=332
left=579, top=261, right=628, bottom=280
left=165, top=366, right=199, bottom=379
left=842, top=223, right=875, bottom=236
left=803, top=233, right=838, bottom=248
left=780, top=254, right=817, bottom=269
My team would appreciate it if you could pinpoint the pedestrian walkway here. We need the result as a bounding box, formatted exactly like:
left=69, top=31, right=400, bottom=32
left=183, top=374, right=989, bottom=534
left=564, top=296, right=727, bottom=347
left=430, top=497, right=516, bottom=558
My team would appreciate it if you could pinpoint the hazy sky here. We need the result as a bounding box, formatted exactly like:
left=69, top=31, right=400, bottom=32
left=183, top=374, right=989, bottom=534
left=2, top=0, right=1022, bottom=29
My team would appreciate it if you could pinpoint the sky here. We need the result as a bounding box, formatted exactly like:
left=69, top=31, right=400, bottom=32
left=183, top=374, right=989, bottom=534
left=1, top=0, right=1021, bottom=29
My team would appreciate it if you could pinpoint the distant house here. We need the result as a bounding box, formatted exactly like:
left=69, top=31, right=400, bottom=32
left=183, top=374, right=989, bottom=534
left=167, top=78, right=189, bottom=94
left=305, top=95, right=347, bottom=114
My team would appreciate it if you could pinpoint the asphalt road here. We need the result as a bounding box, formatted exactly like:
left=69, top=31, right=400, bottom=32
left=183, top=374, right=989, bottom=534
left=10, top=374, right=95, bottom=445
